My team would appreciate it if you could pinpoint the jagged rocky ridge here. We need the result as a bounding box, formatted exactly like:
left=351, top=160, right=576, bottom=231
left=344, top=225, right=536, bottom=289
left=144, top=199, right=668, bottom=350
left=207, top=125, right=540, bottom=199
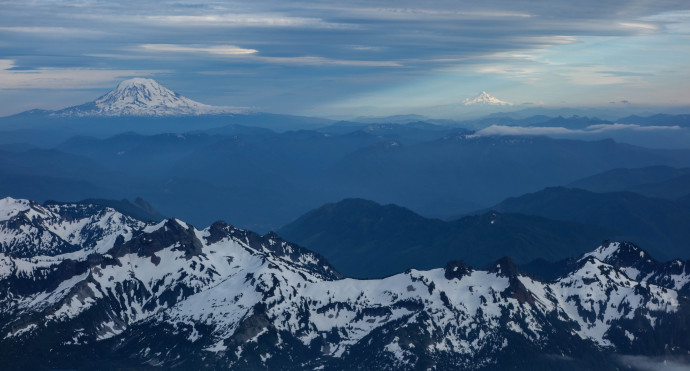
left=0, top=197, right=688, bottom=370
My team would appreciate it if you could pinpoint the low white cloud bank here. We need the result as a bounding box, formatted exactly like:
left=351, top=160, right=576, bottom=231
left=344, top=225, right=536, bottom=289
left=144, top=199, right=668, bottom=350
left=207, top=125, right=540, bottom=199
left=0, top=59, right=164, bottom=90
left=614, top=355, right=690, bottom=371
left=473, top=123, right=682, bottom=137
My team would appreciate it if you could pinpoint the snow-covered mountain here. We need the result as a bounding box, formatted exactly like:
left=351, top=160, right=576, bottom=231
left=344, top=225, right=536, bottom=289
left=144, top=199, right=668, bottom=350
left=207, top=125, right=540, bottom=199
left=0, top=197, right=688, bottom=370
left=0, top=197, right=145, bottom=257
left=53, top=78, right=243, bottom=117
left=585, top=241, right=690, bottom=295
left=463, top=91, right=513, bottom=106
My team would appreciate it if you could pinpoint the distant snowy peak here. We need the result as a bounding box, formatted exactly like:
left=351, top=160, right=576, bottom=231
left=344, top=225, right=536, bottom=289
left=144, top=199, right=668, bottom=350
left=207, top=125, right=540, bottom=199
left=463, top=91, right=513, bottom=106
left=54, top=78, right=244, bottom=117
left=95, top=78, right=209, bottom=114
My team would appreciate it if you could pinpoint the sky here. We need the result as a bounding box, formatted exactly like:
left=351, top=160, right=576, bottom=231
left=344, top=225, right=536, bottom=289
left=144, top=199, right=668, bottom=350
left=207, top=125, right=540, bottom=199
left=0, top=0, right=689, bottom=117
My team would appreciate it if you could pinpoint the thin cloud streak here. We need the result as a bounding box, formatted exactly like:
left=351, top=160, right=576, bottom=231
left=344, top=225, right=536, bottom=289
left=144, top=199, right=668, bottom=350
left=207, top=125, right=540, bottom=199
left=143, top=14, right=354, bottom=29
left=0, top=59, right=165, bottom=90
left=472, top=123, right=682, bottom=137
left=139, top=44, right=401, bottom=66
left=140, top=44, right=258, bottom=55
left=313, top=6, right=534, bottom=20
left=0, top=26, right=106, bottom=35
left=251, top=56, right=402, bottom=67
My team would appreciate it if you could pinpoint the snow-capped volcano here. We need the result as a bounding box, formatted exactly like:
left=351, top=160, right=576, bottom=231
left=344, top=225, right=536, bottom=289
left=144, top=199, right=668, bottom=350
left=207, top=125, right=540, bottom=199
left=54, top=78, right=242, bottom=117
left=463, top=91, right=513, bottom=106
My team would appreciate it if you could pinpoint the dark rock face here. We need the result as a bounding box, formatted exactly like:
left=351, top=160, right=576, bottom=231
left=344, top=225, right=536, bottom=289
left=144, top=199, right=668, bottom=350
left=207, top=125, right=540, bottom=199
left=444, top=260, right=473, bottom=280
left=489, top=257, right=535, bottom=304
left=489, top=257, right=520, bottom=278
left=109, top=219, right=202, bottom=259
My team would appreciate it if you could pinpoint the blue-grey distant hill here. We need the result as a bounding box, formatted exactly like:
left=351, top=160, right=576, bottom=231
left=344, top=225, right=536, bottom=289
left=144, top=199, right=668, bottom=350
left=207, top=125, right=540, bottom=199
left=2, top=129, right=690, bottom=232
left=278, top=198, right=615, bottom=278
left=568, top=166, right=690, bottom=200
left=493, top=187, right=690, bottom=261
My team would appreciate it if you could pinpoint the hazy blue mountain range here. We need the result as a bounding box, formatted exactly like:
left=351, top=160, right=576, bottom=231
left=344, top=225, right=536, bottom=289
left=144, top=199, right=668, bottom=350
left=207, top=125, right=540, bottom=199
left=277, top=198, right=615, bottom=278
left=1, top=79, right=689, bottom=234
left=493, top=187, right=690, bottom=261
left=568, top=166, right=690, bottom=200
left=323, top=136, right=690, bottom=221
left=1, top=128, right=690, bottom=232
left=618, top=114, right=690, bottom=127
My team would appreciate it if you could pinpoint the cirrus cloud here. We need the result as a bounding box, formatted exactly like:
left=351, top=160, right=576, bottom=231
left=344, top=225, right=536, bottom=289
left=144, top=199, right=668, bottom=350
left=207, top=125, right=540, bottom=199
left=140, top=44, right=258, bottom=55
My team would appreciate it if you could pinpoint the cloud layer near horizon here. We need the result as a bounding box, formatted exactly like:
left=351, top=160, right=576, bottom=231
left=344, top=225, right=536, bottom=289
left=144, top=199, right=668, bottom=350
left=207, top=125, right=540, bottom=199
left=474, top=123, right=683, bottom=136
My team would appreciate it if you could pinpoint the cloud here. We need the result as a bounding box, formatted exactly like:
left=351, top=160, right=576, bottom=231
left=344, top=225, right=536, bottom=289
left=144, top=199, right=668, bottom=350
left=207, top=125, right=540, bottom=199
left=599, top=70, right=654, bottom=77
left=140, top=44, right=258, bottom=55
left=0, top=59, right=14, bottom=70
left=0, top=59, right=165, bottom=90
left=315, top=6, right=533, bottom=20
left=473, top=125, right=578, bottom=136
left=351, top=45, right=385, bottom=51
left=587, top=123, right=681, bottom=131
left=642, top=10, right=690, bottom=34
left=472, top=123, right=682, bottom=137
left=614, top=355, right=690, bottom=371
left=143, top=14, right=352, bottom=29
left=0, top=26, right=105, bottom=35
left=254, top=56, right=402, bottom=67
left=618, top=22, right=659, bottom=32
left=139, top=44, right=400, bottom=66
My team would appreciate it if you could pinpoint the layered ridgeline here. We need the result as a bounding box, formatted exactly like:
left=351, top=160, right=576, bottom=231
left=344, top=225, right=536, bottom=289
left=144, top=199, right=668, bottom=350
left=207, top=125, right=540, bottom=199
left=568, top=165, right=690, bottom=200
left=1, top=198, right=689, bottom=370
left=277, top=198, right=615, bottom=278
left=493, top=187, right=690, bottom=261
